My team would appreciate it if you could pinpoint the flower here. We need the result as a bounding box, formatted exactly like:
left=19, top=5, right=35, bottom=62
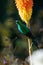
left=31, top=49, right=43, bottom=65
left=26, top=49, right=43, bottom=65
left=30, top=49, right=43, bottom=65
left=15, top=0, right=33, bottom=25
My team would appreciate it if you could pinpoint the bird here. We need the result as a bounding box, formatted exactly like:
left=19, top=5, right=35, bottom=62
left=16, top=20, right=38, bottom=48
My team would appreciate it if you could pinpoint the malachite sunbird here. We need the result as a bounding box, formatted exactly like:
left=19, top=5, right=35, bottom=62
left=16, top=20, right=38, bottom=48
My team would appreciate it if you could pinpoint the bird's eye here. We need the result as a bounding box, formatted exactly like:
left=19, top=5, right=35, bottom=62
left=16, top=20, right=18, bottom=23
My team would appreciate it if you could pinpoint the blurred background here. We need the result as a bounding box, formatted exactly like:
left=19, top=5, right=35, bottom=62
left=0, top=0, right=43, bottom=65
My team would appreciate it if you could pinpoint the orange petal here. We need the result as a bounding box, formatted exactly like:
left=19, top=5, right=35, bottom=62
left=15, top=0, right=33, bottom=24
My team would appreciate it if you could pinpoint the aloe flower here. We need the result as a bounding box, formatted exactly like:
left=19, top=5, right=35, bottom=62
left=15, top=0, right=33, bottom=25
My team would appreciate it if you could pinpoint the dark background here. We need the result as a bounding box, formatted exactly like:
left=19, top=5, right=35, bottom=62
left=0, top=0, right=43, bottom=60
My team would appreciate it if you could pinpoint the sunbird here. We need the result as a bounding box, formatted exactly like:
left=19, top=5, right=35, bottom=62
left=16, top=20, right=38, bottom=48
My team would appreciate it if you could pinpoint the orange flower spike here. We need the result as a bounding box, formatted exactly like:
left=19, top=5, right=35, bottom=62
left=15, top=0, right=33, bottom=25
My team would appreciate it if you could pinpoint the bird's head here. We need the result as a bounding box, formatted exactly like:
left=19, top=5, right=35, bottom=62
left=16, top=20, right=26, bottom=26
left=16, top=20, right=21, bottom=25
